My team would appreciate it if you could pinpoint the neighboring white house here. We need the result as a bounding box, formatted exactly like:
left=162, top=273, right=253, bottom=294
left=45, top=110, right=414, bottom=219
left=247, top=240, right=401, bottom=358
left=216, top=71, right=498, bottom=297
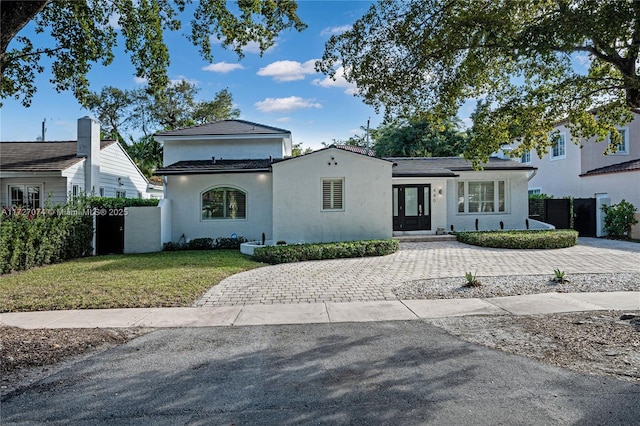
left=0, top=117, right=158, bottom=207
left=516, top=112, right=640, bottom=207
left=154, top=119, right=539, bottom=245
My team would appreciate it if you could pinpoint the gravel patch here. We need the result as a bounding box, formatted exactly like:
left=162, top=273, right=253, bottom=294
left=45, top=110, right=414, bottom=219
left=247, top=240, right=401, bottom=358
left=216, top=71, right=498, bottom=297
left=393, top=272, right=640, bottom=300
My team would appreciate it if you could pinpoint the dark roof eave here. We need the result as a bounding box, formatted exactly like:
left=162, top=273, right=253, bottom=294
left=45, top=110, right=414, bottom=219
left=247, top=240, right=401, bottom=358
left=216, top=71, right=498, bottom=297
left=154, top=168, right=272, bottom=176
left=393, top=172, right=459, bottom=178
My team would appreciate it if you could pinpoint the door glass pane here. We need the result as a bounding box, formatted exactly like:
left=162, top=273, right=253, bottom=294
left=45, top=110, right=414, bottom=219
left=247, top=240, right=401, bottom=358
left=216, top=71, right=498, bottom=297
left=393, top=188, right=398, bottom=216
left=27, top=186, right=40, bottom=208
left=423, top=187, right=430, bottom=216
left=498, top=181, right=505, bottom=212
left=10, top=186, right=24, bottom=207
left=457, top=182, right=465, bottom=213
left=405, top=187, right=418, bottom=216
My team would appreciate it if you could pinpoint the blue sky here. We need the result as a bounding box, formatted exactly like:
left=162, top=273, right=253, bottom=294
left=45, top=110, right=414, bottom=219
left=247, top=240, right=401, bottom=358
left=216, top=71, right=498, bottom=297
left=1, top=1, right=386, bottom=150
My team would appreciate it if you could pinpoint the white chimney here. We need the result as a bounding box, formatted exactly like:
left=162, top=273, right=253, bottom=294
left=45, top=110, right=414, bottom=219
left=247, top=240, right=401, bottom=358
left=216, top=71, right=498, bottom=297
left=77, top=116, right=101, bottom=195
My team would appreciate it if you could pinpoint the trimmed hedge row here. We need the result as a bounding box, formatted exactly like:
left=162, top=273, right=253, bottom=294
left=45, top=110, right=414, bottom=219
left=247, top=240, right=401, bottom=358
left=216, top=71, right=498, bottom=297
left=252, top=239, right=399, bottom=264
left=1, top=207, right=93, bottom=274
left=454, top=230, right=578, bottom=249
left=87, top=197, right=159, bottom=208
left=163, top=236, right=248, bottom=251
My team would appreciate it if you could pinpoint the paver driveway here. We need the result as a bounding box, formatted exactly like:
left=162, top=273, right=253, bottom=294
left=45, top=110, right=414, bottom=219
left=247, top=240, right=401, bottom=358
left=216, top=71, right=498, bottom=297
left=195, top=238, right=640, bottom=306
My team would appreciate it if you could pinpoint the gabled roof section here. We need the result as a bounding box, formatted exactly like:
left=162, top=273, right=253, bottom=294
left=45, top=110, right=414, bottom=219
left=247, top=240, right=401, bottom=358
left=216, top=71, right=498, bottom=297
left=273, top=145, right=393, bottom=165
left=580, top=158, right=640, bottom=177
left=155, top=159, right=276, bottom=175
left=388, top=157, right=536, bottom=177
left=0, top=140, right=116, bottom=172
left=154, top=119, right=291, bottom=137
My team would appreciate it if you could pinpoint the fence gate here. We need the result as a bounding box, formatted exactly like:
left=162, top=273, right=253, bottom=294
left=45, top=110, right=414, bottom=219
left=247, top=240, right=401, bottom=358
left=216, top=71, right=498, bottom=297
left=573, top=198, right=597, bottom=237
left=96, top=215, right=125, bottom=255
left=544, top=199, right=571, bottom=229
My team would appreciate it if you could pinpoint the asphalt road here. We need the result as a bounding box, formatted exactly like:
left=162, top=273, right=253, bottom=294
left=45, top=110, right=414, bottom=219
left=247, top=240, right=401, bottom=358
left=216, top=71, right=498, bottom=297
left=2, top=321, right=639, bottom=425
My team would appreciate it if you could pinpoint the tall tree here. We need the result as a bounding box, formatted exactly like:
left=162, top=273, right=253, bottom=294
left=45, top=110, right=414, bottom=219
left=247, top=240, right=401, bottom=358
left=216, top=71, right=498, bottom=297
left=373, top=116, right=469, bottom=158
left=318, top=0, right=640, bottom=165
left=1, top=0, right=305, bottom=106
left=193, top=88, right=240, bottom=124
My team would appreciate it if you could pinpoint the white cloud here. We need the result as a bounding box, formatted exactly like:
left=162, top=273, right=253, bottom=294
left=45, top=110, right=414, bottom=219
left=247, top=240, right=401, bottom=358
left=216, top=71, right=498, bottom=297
left=276, top=117, right=292, bottom=122
left=257, top=59, right=318, bottom=82
left=202, top=62, right=245, bottom=73
left=254, top=96, right=322, bottom=113
left=210, top=36, right=277, bottom=55
left=320, top=25, right=352, bottom=36
left=312, top=66, right=358, bottom=95
left=169, top=75, right=198, bottom=86
left=134, top=76, right=148, bottom=85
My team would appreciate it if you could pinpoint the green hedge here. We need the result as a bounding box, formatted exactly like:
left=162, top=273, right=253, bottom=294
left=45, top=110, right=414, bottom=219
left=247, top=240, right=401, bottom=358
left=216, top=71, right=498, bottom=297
left=252, top=239, right=399, bottom=264
left=163, top=236, right=248, bottom=251
left=454, top=230, right=578, bottom=249
left=1, top=203, right=93, bottom=274
left=87, top=197, right=159, bottom=208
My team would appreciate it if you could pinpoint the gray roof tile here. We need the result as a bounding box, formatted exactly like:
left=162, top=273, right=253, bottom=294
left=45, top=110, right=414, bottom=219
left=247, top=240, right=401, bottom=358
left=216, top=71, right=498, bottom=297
left=388, top=157, right=536, bottom=177
left=580, top=158, right=640, bottom=177
left=0, top=140, right=116, bottom=172
left=155, top=159, right=276, bottom=175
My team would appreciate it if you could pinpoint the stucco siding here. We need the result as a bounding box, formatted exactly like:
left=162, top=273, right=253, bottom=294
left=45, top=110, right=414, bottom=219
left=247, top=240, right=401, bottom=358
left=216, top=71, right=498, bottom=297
left=99, top=143, right=150, bottom=198
left=580, top=114, right=640, bottom=174
left=124, top=206, right=162, bottom=253
left=579, top=171, right=640, bottom=208
left=163, top=138, right=287, bottom=166
left=166, top=172, right=273, bottom=243
left=448, top=170, right=531, bottom=231
left=272, top=148, right=392, bottom=243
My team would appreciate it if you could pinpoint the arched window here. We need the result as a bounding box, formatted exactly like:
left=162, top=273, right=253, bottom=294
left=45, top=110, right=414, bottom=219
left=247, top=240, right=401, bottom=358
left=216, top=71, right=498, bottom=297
left=202, top=187, right=246, bottom=220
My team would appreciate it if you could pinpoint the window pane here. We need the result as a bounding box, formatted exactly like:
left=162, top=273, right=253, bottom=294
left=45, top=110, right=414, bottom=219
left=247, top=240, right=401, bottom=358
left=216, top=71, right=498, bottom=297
left=405, top=187, right=418, bottom=216
left=226, top=189, right=246, bottom=219
left=202, top=187, right=246, bottom=219
left=27, top=186, right=40, bottom=208
left=468, top=181, right=494, bottom=213
left=619, top=129, right=627, bottom=152
left=498, top=181, right=505, bottom=212
left=458, top=182, right=465, bottom=213
left=553, top=134, right=565, bottom=157
left=423, top=187, right=430, bottom=216
left=10, top=186, right=24, bottom=207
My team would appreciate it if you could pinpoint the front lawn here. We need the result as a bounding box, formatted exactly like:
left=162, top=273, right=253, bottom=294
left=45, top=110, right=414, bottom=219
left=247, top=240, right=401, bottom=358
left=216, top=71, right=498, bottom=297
left=0, top=251, right=261, bottom=312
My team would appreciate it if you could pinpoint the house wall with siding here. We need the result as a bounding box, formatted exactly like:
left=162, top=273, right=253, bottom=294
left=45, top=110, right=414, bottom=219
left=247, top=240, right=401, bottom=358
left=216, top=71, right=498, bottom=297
left=99, top=143, right=150, bottom=198
left=272, top=148, right=392, bottom=244
left=1, top=176, right=67, bottom=207
left=162, top=137, right=289, bottom=166
left=63, top=161, right=85, bottom=197
left=165, top=172, right=273, bottom=243
left=447, top=170, right=532, bottom=231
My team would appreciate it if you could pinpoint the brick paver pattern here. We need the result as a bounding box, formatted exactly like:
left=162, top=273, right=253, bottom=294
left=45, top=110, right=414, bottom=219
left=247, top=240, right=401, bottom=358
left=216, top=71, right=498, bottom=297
left=195, top=238, right=640, bottom=306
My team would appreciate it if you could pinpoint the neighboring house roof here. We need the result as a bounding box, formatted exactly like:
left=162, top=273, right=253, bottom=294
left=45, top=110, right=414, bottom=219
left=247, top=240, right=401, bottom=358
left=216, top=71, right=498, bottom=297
left=154, top=119, right=291, bottom=137
left=333, top=144, right=376, bottom=156
left=388, top=157, right=536, bottom=177
left=580, top=158, right=640, bottom=177
left=155, top=159, right=276, bottom=175
left=0, top=140, right=116, bottom=172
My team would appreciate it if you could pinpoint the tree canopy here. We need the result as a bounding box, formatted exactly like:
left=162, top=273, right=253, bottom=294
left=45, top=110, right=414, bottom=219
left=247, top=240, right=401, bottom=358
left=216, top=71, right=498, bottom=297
left=318, top=0, right=640, bottom=164
left=1, top=0, right=305, bottom=106
left=373, top=116, right=469, bottom=158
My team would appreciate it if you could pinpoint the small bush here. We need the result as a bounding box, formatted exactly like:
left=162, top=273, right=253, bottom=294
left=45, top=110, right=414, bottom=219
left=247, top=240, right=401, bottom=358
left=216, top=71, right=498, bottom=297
left=602, top=199, right=638, bottom=239
left=187, top=238, right=214, bottom=250
left=454, top=230, right=578, bottom=249
left=215, top=236, right=248, bottom=249
left=162, top=242, right=185, bottom=251
left=252, top=239, right=399, bottom=264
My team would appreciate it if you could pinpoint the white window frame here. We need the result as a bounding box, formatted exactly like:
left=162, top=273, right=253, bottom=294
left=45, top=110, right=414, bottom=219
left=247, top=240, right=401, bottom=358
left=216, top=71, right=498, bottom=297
left=521, top=149, right=531, bottom=164
left=457, top=180, right=507, bottom=214
left=322, top=178, right=344, bottom=211
left=550, top=132, right=566, bottom=161
left=610, top=127, right=629, bottom=155
left=201, top=186, right=247, bottom=221
left=115, top=190, right=127, bottom=198
left=8, top=184, right=42, bottom=208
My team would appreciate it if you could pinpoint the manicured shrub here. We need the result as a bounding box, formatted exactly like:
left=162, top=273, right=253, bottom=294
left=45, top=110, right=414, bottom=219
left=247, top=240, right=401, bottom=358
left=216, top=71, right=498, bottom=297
left=215, top=236, right=248, bottom=249
left=1, top=201, right=93, bottom=274
left=187, top=238, right=214, bottom=250
left=602, top=199, right=638, bottom=239
left=162, top=236, right=248, bottom=251
left=252, top=239, right=399, bottom=264
left=88, top=197, right=159, bottom=209
left=454, top=230, right=578, bottom=249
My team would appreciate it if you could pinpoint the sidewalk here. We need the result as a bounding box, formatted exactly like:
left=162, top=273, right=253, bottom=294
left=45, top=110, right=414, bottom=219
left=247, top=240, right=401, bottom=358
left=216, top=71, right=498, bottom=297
left=2, top=291, right=638, bottom=329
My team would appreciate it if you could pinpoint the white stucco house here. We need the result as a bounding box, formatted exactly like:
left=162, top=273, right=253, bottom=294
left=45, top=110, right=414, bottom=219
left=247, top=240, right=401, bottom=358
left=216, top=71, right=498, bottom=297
left=1, top=117, right=159, bottom=208
left=154, top=120, right=539, bottom=246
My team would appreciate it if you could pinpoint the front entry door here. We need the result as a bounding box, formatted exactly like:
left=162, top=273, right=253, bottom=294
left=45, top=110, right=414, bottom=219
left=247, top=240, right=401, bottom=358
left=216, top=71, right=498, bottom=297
left=393, top=185, right=431, bottom=231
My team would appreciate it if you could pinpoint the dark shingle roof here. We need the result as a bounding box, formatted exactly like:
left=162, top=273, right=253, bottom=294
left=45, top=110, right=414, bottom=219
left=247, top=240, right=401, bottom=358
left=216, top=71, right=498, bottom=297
left=0, top=140, right=116, bottom=172
left=580, top=158, right=640, bottom=177
left=155, top=159, right=276, bottom=175
left=333, top=145, right=376, bottom=156
left=154, top=120, right=291, bottom=137
left=388, top=157, right=536, bottom=177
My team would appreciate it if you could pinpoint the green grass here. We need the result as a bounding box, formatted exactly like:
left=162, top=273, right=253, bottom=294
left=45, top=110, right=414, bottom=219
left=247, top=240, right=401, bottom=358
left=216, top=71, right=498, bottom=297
left=0, top=251, right=261, bottom=313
